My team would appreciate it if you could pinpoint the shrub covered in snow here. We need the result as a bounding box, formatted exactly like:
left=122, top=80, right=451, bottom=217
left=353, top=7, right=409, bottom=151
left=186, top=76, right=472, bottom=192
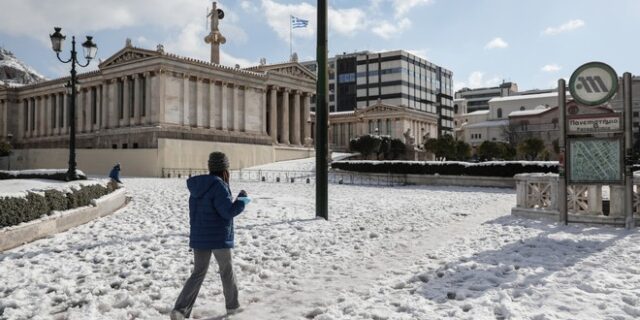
left=0, top=169, right=87, bottom=181
left=0, top=183, right=117, bottom=228
left=331, top=160, right=558, bottom=177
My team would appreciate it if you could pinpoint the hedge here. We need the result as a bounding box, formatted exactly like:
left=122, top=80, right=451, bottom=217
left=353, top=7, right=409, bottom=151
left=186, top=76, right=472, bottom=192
left=0, top=183, right=117, bottom=228
left=331, top=161, right=559, bottom=177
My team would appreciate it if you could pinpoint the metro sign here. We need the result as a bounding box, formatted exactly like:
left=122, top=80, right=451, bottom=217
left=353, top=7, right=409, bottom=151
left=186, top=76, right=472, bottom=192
left=569, top=62, right=618, bottom=106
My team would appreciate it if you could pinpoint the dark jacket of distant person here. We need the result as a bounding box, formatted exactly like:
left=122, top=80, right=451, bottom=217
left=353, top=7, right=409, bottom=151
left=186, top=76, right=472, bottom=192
left=109, top=164, right=122, bottom=183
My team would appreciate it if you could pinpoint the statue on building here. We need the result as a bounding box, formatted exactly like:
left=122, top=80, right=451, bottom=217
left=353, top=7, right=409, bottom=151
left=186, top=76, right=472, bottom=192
left=204, top=2, right=226, bottom=64
left=290, top=52, right=298, bottom=63
left=403, top=128, right=415, bottom=146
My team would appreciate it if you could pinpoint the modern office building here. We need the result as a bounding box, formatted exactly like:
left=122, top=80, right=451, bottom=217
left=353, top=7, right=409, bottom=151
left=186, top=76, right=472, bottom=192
left=455, top=82, right=518, bottom=113
left=302, top=50, right=454, bottom=136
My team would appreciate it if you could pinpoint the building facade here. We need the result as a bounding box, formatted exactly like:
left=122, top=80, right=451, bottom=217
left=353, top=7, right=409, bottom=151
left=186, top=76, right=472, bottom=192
left=0, top=44, right=315, bottom=176
left=302, top=50, right=454, bottom=136
left=454, top=82, right=518, bottom=113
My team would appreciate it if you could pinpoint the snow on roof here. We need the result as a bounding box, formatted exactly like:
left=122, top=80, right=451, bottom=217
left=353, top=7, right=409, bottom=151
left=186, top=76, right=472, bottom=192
left=464, top=119, right=510, bottom=129
left=489, top=92, right=567, bottom=103
left=508, top=108, right=551, bottom=117
left=462, top=110, right=490, bottom=116
left=330, top=110, right=355, bottom=116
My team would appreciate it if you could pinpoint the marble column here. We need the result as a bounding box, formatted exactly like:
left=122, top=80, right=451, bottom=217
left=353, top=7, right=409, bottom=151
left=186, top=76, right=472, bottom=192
left=261, top=88, right=267, bottom=134
left=121, top=76, right=130, bottom=127
left=280, top=88, right=290, bottom=144
left=143, top=72, right=152, bottom=124
left=221, top=82, right=228, bottom=130
left=292, top=90, right=301, bottom=145
left=101, top=81, right=110, bottom=129
left=269, top=87, right=278, bottom=142
left=196, top=78, right=205, bottom=128
left=133, top=74, right=141, bottom=126
left=84, top=88, right=92, bottom=133
left=182, top=74, right=189, bottom=126
left=95, top=86, right=102, bottom=131
left=37, top=97, right=44, bottom=137
left=233, top=85, right=240, bottom=131
left=302, top=93, right=311, bottom=145
left=208, top=80, right=216, bottom=129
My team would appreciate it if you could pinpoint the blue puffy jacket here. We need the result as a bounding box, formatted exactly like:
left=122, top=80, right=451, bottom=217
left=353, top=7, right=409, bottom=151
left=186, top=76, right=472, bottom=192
left=187, top=174, right=245, bottom=249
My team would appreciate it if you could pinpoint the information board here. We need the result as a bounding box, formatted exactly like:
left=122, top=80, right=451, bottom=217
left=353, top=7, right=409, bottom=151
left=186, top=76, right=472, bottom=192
left=568, top=137, right=623, bottom=184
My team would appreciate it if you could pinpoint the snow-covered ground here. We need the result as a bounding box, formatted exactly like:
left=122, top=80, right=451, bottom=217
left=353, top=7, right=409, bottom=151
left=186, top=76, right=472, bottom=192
left=0, top=178, right=102, bottom=198
left=1, top=164, right=639, bottom=319
left=246, top=153, right=353, bottom=171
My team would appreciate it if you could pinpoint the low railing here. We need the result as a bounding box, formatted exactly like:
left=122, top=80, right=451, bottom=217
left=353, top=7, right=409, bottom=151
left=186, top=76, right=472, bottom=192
left=161, top=168, right=406, bottom=187
left=512, top=173, right=640, bottom=225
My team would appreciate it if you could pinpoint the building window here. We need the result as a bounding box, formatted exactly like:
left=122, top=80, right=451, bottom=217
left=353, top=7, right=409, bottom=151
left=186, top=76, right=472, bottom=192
left=520, top=120, right=529, bottom=131
left=520, top=106, right=525, bottom=111
left=497, top=108, right=502, bottom=118
left=112, top=144, right=117, bottom=149
left=552, top=118, right=558, bottom=129
left=634, top=112, right=639, bottom=117
left=133, top=142, right=139, bottom=149
left=454, top=104, right=458, bottom=114
left=122, top=143, right=128, bottom=149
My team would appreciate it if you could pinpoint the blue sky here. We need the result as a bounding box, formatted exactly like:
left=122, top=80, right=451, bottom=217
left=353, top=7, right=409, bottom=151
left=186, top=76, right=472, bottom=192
left=0, top=0, right=637, bottom=91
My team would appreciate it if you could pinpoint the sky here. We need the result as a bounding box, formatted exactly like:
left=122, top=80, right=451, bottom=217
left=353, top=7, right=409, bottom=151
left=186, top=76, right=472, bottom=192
left=0, top=0, right=637, bottom=91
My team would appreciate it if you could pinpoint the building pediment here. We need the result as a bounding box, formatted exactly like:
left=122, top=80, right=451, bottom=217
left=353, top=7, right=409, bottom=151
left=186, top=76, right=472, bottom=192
left=248, top=62, right=316, bottom=81
left=99, top=47, right=160, bottom=69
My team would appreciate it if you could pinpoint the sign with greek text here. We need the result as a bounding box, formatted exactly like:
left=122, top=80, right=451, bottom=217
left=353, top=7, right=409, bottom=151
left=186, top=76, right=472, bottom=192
left=567, top=114, right=622, bottom=134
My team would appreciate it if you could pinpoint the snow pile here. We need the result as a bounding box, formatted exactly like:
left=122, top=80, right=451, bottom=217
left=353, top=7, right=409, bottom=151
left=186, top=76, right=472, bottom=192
left=1, top=169, right=86, bottom=177
left=0, top=178, right=104, bottom=198
left=0, top=47, right=46, bottom=86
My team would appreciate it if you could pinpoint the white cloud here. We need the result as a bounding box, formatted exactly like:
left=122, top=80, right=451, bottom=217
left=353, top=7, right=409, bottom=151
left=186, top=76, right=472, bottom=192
left=392, top=0, right=434, bottom=18
left=484, top=37, right=508, bottom=49
left=240, top=1, right=257, bottom=11
left=455, top=71, right=502, bottom=90
left=260, top=0, right=367, bottom=42
left=372, top=18, right=411, bottom=40
left=541, top=64, right=561, bottom=72
left=543, top=19, right=585, bottom=35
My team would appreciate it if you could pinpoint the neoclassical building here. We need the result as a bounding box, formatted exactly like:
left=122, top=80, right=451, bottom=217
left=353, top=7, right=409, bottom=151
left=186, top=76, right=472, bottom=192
left=312, top=101, right=439, bottom=152
left=0, top=43, right=315, bottom=176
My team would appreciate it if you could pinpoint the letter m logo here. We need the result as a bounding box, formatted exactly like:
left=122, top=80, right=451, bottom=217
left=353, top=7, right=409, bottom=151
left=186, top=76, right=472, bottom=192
left=577, top=76, right=609, bottom=93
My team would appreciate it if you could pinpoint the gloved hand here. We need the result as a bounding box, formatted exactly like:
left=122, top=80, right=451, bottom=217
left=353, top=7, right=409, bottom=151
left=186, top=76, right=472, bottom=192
left=237, top=190, right=248, bottom=198
left=237, top=197, right=251, bottom=205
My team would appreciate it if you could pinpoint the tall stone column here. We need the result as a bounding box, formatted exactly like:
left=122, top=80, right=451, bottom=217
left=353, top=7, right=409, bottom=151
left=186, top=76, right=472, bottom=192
left=182, top=74, right=189, bottom=126
left=292, top=90, right=301, bottom=145
left=102, top=80, right=111, bottom=129
left=43, top=95, right=50, bottom=136
left=233, top=85, right=240, bottom=131
left=0, top=99, right=6, bottom=138
left=143, top=72, right=152, bottom=125
left=221, top=82, right=228, bottom=130
left=280, top=88, right=290, bottom=144
left=208, top=80, right=216, bottom=129
left=95, top=86, right=102, bottom=131
left=269, top=86, right=278, bottom=142
left=84, top=88, right=92, bottom=133
left=261, top=88, right=267, bottom=134
left=133, top=74, right=141, bottom=126
left=302, top=93, right=311, bottom=146
left=36, top=97, right=43, bottom=137
left=120, top=76, right=129, bottom=127
left=196, top=78, right=205, bottom=128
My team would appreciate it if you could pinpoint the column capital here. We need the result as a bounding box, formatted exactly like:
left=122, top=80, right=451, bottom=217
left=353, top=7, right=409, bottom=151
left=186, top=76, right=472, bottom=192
left=143, top=71, right=150, bottom=77
left=183, top=73, right=190, bottom=79
left=283, top=87, right=291, bottom=93
left=270, top=85, right=279, bottom=92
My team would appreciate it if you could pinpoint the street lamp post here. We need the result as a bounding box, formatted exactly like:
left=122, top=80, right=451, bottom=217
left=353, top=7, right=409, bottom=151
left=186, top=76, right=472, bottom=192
left=49, top=27, right=97, bottom=181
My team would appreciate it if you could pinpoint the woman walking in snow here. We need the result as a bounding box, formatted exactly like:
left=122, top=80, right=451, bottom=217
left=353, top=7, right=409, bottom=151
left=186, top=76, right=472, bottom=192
left=171, top=152, right=251, bottom=320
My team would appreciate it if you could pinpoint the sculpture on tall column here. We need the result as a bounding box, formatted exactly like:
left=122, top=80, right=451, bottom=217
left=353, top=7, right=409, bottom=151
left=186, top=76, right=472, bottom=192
left=204, top=2, right=226, bottom=64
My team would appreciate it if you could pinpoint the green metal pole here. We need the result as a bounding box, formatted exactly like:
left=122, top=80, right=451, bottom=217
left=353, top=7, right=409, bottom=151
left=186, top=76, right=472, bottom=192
left=316, top=0, right=328, bottom=220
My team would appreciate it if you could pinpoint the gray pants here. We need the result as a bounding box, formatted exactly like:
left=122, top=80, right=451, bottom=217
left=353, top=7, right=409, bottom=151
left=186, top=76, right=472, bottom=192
left=173, top=249, right=239, bottom=317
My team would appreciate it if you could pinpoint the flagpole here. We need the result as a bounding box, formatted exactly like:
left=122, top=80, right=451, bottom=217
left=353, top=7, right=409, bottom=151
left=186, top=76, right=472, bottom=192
left=289, top=15, right=293, bottom=59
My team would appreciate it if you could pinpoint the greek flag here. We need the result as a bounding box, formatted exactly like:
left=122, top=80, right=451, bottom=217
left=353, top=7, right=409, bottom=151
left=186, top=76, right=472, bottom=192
left=291, top=16, right=309, bottom=28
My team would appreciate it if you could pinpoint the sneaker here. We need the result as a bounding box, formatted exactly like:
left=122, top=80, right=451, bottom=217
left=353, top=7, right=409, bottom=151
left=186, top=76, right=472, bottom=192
left=170, top=310, right=185, bottom=320
left=226, top=307, right=243, bottom=315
